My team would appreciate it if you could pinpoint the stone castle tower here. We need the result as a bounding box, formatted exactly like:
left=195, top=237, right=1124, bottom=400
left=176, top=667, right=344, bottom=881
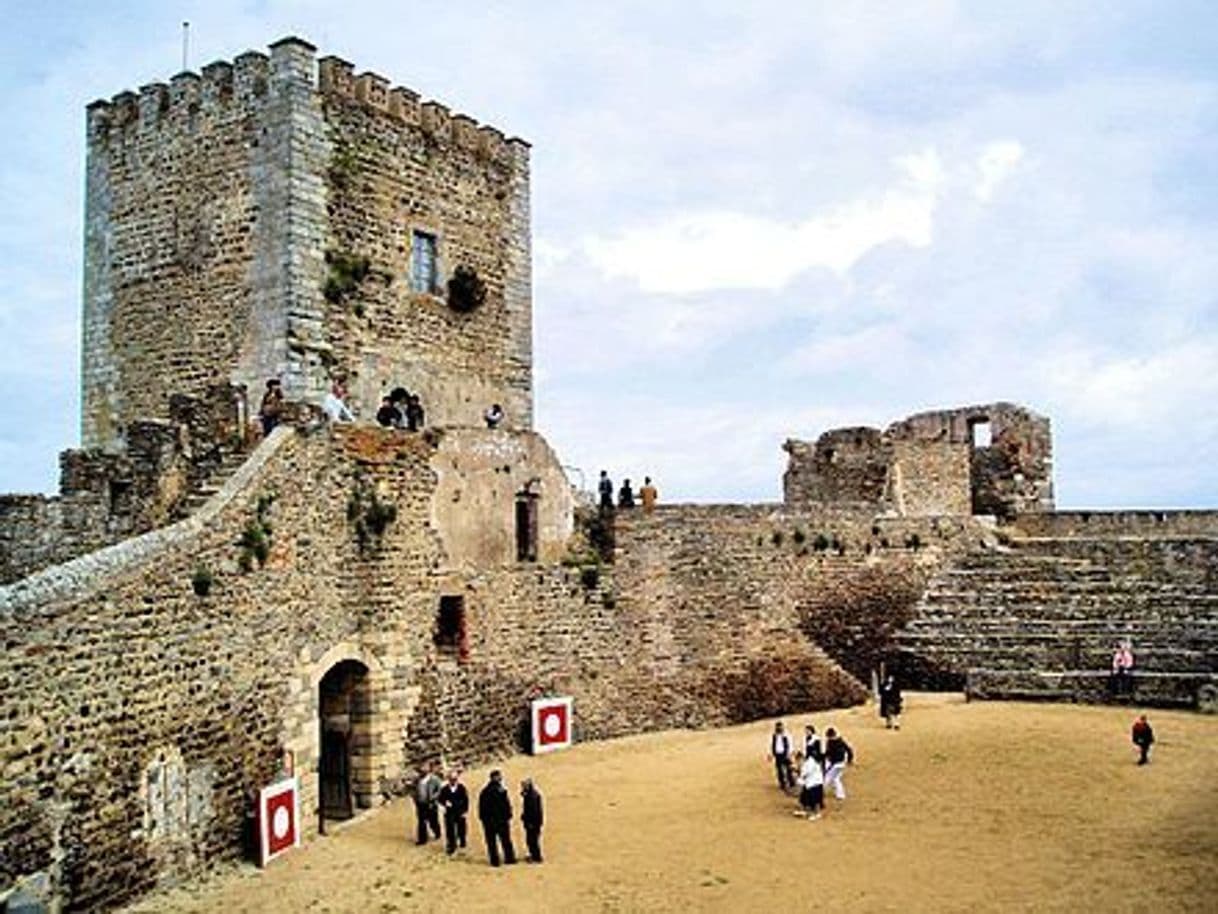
left=82, top=36, right=533, bottom=449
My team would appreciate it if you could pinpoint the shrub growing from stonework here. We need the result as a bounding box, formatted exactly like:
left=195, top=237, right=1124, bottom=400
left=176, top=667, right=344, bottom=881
left=190, top=565, right=214, bottom=597
left=447, top=265, right=486, bottom=313
left=323, top=250, right=371, bottom=305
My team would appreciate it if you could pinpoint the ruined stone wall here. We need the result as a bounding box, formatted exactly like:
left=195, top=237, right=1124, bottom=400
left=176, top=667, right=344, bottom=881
left=315, top=56, right=533, bottom=430
left=890, top=402, right=1053, bottom=518
left=783, top=403, right=1053, bottom=519
left=783, top=428, right=891, bottom=508
left=0, top=386, right=249, bottom=584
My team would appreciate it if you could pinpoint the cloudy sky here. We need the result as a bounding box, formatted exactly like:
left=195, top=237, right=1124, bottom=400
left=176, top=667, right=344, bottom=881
left=1, top=1, right=1215, bottom=506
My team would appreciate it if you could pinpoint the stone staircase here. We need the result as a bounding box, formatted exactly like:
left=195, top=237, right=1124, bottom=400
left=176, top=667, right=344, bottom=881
left=172, top=449, right=252, bottom=519
left=895, top=533, right=1218, bottom=709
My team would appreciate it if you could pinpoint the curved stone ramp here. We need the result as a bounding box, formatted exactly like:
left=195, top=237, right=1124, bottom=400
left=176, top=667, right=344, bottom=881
left=0, top=425, right=295, bottom=616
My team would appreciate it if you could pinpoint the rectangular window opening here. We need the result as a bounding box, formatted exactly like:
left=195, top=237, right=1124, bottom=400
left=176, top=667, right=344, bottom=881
left=970, top=419, right=992, bottom=448
left=411, top=230, right=438, bottom=294
left=434, top=596, right=465, bottom=656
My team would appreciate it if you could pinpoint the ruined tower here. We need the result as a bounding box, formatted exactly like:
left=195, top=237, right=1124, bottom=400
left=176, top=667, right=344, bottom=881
left=82, top=37, right=533, bottom=450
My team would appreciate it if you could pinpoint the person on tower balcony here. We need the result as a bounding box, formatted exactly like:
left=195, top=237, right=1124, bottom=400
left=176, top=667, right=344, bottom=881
left=406, top=394, right=425, bottom=431
left=322, top=380, right=356, bottom=423
left=485, top=403, right=504, bottom=429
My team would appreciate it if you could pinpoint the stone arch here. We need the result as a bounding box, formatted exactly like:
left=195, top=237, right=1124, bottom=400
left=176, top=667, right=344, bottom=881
left=279, top=640, right=420, bottom=839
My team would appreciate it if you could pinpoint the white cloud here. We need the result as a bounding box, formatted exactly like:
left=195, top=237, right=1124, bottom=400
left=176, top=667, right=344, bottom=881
left=580, top=149, right=945, bottom=295
left=973, top=140, right=1025, bottom=201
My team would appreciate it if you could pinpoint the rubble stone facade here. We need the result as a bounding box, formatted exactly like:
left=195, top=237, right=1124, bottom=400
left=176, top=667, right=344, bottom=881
left=2, top=34, right=1214, bottom=914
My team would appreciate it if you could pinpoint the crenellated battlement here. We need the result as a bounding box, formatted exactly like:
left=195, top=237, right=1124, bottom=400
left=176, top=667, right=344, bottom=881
left=86, top=36, right=528, bottom=159
left=317, top=53, right=528, bottom=161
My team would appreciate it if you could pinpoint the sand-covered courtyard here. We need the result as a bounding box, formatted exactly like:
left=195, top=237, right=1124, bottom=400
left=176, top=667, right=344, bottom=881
left=127, top=695, right=1218, bottom=913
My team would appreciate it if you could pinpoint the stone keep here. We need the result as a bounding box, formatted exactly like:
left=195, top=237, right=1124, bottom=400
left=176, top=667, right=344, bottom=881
left=82, top=37, right=533, bottom=450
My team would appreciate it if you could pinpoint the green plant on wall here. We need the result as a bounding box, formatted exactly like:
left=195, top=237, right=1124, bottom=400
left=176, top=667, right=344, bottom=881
left=237, top=492, right=276, bottom=572
left=190, top=565, right=214, bottom=596
left=347, top=476, right=398, bottom=555
left=323, top=250, right=371, bottom=306
left=447, top=264, right=487, bottom=313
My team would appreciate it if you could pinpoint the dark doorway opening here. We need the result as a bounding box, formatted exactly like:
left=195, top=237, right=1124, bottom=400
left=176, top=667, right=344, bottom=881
left=515, top=492, right=539, bottom=562
left=318, top=659, right=371, bottom=824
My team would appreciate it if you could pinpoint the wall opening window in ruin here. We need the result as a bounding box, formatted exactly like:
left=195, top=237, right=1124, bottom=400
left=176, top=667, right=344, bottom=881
left=411, top=230, right=438, bottom=294
left=516, top=492, right=539, bottom=562
left=434, top=596, right=466, bottom=656
left=970, top=419, right=992, bottom=448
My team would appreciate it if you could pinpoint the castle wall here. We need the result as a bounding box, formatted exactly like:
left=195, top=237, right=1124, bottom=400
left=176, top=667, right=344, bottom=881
left=3, top=427, right=875, bottom=911
left=316, top=58, right=533, bottom=430
left=1013, top=510, right=1218, bottom=538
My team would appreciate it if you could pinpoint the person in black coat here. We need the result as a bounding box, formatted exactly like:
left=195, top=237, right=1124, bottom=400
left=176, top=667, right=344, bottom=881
left=437, top=769, right=469, bottom=855
left=879, top=674, right=903, bottom=730
left=520, top=778, right=544, bottom=863
left=477, top=770, right=516, bottom=866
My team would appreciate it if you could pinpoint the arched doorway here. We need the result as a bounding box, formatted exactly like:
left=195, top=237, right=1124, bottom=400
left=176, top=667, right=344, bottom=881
left=318, top=659, right=371, bottom=824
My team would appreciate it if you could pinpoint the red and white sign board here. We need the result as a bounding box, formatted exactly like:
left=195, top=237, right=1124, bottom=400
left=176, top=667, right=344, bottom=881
left=531, top=696, right=573, bottom=754
left=257, top=777, right=300, bottom=866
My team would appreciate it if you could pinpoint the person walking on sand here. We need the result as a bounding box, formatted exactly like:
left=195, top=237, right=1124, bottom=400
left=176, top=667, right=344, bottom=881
left=413, top=762, right=443, bottom=845
left=437, top=768, right=469, bottom=855
left=803, top=724, right=824, bottom=767
left=478, top=770, right=517, bottom=867
left=797, top=747, right=826, bottom=820
left=769, top=721, right=795, bottom=791
left=520, top=778, right=544, bottom=863
left=879, top=673, right=903, bottom=730
left=1131, top=714, right=1155, bottom=766
left=823, top=727, right=855, bottom=801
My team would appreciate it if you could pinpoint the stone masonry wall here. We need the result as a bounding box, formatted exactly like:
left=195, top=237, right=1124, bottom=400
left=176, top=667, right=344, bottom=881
left=3, top=426, right=898, bottom=911
left=784, top=403, right=1053, bottom=519
left=316, top=56, right=533, bottom=430
left=82, top=48, right=283, bottom=449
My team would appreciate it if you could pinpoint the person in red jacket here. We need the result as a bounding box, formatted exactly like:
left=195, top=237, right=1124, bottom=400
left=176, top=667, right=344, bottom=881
left=1131, top=715, right=1155, bottom=765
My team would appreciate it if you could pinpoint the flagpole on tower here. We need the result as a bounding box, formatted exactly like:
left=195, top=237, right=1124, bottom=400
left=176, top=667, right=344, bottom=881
left=182, top=21, right=190, bottom=71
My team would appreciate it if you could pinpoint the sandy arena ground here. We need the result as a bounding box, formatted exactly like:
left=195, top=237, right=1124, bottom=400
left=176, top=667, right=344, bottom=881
left=127, top=695, right=1218, bottom=913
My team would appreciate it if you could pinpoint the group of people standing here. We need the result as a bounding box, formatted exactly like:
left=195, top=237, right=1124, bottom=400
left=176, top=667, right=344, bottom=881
left=768, top=720, right=855, bottom=821
left=412, top=763, right=545, bottom=867
left=598, top=471, right=658, bottom=512
left=376, top=386, right=426, bottom=431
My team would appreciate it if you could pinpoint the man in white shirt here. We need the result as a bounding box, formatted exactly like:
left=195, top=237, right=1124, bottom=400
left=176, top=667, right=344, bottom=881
left=322, top=381, right=356, bottom=423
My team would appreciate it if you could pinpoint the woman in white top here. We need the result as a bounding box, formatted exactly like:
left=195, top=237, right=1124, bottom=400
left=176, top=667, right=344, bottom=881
left=797, top=751, right=825, bottom=820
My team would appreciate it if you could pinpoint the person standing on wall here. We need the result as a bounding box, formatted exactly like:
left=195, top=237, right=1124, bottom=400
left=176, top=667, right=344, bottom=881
left=1131, top=714, right=1155, bottom=765
left=598, top=471, right=614, bottom=511
left=879, top=673, right=903, bottom=730
left=1111, top=641, right=1135, bottom=698
left=769, top=721, right=795, bottom=791
left=258, top=379, right=283, bottom=437
left=618, top=478, right=636, bottom=509
left=639, top=476, right=658, bottom=513
left=478, top=770, right=517, bottom=866
left=413, top=762, right=443, bottom=845
left=437, top=768, right=469, bottom=855
left=520, top=778, right=544, bottom=863
left=823, top=727, right=855, bottom=801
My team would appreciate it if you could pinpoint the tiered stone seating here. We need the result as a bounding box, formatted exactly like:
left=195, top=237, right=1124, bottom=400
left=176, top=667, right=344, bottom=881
left=896, top=534, right=1218, bottom=709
